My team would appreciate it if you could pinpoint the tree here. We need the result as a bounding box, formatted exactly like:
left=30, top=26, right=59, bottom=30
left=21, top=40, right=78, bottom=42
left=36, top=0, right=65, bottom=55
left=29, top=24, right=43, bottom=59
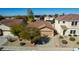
left=19, top=27, right=41, bottom=43
left=14, top=15, right=28, bottom=26
left=15, top=16, right=27, bottom=19
left=0, top=15, right=4, bottom=21
left=52, top=19, right=55, bottom=23
left=10, top=25, right=24, bottom=38
left=62, top=13, right=65, bottom=16
left=54, top=14, right=59, bottom=18
left=27, top=8, right=34, bottom=22
left=15, top=15, right=23, bottom=19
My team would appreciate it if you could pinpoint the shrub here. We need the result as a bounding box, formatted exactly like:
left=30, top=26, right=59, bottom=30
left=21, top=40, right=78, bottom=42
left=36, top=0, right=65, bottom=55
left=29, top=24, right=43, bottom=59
left=61, top=40, right=68, bottom=44
left=69, top=37, right=75, bottom=41
left=76, top=42, right=79, bottom=45
left=68, top=34, right=71, bottom=36
left=74, top=35, right=77, bottom=37
left=20, top=42, right=26, bottom=46
left=19, top=38, right=23, bottom=41
left=59, top=36, right=64, bottom=39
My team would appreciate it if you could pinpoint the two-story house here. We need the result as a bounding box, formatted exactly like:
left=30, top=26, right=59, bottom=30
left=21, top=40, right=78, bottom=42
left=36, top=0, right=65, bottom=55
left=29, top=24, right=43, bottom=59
left=44, top=15, right=55, bottom=24
left=55, top=14, right=79, bottom=36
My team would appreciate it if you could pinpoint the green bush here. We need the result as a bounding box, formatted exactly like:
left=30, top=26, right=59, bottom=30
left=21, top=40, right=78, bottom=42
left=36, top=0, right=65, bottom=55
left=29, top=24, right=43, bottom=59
left=59, top=36, right=64, bottom=39
left=76, top=42, right=79, bottom=45
left=61, top=40, right=68, bottom=44
left=20, top=42, right=26, bottom=46
left=69, top=37, right=75, bottom=41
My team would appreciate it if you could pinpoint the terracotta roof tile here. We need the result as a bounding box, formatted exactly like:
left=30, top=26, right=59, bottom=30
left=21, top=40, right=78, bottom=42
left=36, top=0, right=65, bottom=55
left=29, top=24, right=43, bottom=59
left=56, top=14, right=79, bottom=21
left=27, top=20, right=54, bottom=30
left=0, top=19, right=23, bottom=27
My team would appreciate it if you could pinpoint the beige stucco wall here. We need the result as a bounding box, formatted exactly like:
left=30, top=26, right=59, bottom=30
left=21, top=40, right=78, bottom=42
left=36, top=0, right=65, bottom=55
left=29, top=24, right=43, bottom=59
left=55, top=19, right=63, bottom=36
left=40, top=28, right=54, bottom=37
left=44, top=16, right=54, bottom=21
left=55, top=19, right=79, bottom=36
left=57, top=20, right=79, bottom=29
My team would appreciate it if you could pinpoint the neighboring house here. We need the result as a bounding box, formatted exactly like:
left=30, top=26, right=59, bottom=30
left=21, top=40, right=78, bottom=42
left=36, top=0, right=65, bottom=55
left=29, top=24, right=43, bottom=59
left=0, top=25, right=10, bottom=46
left=34, top=15, right=41, bottom=21
left=44, top=15, right=54, bottom=21
left=27, top=20, right=55, bottom=37
left=0, top=19, right=24, bottom=37
left=0, top=24, right=11, bottom=36
left=55, top=14, right=79, bottom=36
left=34, top=15, right=45, bottom=21
left=44, top=15, right=55, bottom=24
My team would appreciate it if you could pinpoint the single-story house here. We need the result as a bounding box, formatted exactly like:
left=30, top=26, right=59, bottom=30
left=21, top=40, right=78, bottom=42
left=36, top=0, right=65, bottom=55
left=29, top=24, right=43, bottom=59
left=0, top=19, right=24, bottom=37
left=27, top=20, right=55, bottom=37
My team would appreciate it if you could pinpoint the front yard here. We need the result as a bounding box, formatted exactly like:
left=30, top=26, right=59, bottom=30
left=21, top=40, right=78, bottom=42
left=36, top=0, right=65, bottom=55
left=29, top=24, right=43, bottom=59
left=56, top=35, right=79, bottom=48
left=2, top=35, right=79, bottom=48
left=2, top=38, right=35, bottom=47
left=1, top=34, right=79, bottom=51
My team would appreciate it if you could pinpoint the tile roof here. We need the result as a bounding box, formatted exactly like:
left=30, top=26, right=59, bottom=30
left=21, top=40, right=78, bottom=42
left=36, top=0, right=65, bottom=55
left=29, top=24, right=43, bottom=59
left=56, top=14, right=79, bottom=21
left=0, top=19, right=23, bottom=27
left=27, top=20, right=54, bottom=30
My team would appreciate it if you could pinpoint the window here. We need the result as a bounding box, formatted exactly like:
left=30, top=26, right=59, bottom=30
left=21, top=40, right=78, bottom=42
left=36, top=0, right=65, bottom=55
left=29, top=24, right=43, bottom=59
left=75, top=21, right=77, bottom=26
left=71, top=21, right=74, bottom=26
left=70, top=30, right=73, bottom=34
left=70, top=30, right=76, bottom=34
left=71, top=21, right=77, bottom=26
left=63, top=21, right=65, bottom=23
left=73, top=30, right=76, bottom=34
